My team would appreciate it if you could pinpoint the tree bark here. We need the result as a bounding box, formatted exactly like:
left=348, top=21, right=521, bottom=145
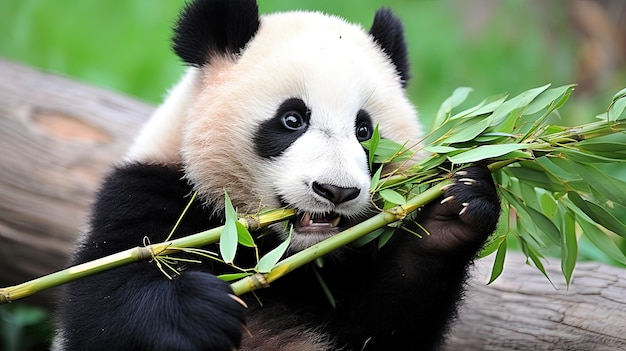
left=444, top=254, right=626, bottom=350
left=0, top=58, right=150, bottom=304
left=1, top=58, right=625, bottom=349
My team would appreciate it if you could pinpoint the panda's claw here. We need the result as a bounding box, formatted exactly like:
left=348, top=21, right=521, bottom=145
left=459, top=203, right=469, bottom=216
left=439, top=183, right=454, bottom=192
left=441, top=195, right=455, bottom=205
left=458, top=178, right=476, bottom=186
left=229, top=294, right=248, bottom=308
left=455, top=170, right=468, bottom=176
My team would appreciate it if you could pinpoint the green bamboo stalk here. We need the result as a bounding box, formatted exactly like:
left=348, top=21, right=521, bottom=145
left=0, top=208, right=295, bottom=304
left=0, top=247, right=153, bottom=304
left=230, top=181, right=449, bottom=295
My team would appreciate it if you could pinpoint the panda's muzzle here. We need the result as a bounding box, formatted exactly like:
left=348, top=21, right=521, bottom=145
left=295, top=212, right=342, bottom=233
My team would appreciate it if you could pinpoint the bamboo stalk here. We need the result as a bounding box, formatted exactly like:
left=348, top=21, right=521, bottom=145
left=230, top=180, right=449, bottom=295
left=0, top=208, right=295, bottom=304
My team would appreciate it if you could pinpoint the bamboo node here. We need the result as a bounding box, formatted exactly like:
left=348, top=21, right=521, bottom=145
left=137, top=246, right=154, bottom=261
left=249, top=273, right=270, bottom=290
left=0, top=289, right=10, bottom=304
left=386, top=206, right=407, bottom=221
left=243, top=216, right=261, bottom=231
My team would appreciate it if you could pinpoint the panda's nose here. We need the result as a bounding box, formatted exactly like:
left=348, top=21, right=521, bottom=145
left=312, top=182, right=360, bottom=205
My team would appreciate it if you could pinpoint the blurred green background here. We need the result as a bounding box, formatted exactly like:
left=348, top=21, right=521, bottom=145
left=1, top=0, right=625, bottom=350
left=2, top=0, right=625, bottom=124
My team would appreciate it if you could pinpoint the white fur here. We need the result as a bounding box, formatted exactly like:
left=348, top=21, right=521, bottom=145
left=128, top=10, right=426, bottom=250
left=125, top=68, right=201, bottom=164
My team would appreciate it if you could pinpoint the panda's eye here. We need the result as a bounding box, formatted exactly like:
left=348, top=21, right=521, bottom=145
left=355, top=109, right=373, bottom=142
left=281, top=111, right=305, bottom=131
left=355, top=122, right=372, bottom=141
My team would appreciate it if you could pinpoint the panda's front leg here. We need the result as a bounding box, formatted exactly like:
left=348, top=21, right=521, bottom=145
left=332, top=164, right=500, bottom=350
left=387, top=164, right=501, bottom=347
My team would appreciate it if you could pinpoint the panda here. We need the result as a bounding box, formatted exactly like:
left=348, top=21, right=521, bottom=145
left=53, top=0, right=500, bottom=350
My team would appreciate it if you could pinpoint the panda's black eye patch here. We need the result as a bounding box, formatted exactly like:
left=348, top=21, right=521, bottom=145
left=355, top=110, right=373, bottom=142
left=254, top=98, right=310, bottom=158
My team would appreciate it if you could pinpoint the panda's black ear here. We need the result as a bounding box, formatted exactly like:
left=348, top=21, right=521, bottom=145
left=173, top=0, right=260, bottom=66
left=369, top=8, right=410, bottom=87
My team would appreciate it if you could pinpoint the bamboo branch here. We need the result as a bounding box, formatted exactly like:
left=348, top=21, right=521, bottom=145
left=230, top=180, right=449, bottom=295
left=0, top=209, right=296, bottom=304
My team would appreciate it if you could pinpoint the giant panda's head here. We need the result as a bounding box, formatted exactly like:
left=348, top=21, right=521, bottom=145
left=127, top=0, right=425, bottom=251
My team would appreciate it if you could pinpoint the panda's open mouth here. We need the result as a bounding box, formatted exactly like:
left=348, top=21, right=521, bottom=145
left=294, top=212, right=342, bottom=233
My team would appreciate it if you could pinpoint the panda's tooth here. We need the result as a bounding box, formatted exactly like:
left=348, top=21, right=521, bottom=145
left=329, top=217, right=340, bottom=227
left=301, top=212, right=311, bottom=226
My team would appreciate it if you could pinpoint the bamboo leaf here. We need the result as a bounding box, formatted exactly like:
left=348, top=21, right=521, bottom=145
left=578, top=216, right=626, bottom=265
left=440, top=118, right=490, bottom=144
left=488, top=84, right=551, bottom=126
left=424, top=146, right=459, bottom=154
left=523, top=205, right=561, bottom=246
left=452, top=93, right=508, bottom=119
left=489, top=150, right=533, bottom=162
left=257, top=231, right=292, bottom=273
left=370, top=166, right=383, bottom=192
left=578, top=141, right=626, bottom=159
left=524, top=242, right=553, bottom=285
left=501, top=189, right=554, bottom=247
left=561, top=211, right=577, bottom=287
left=608, top=88, right=626, bottom=121
left=487, top=236, right=507, bottom=284
left=352, top=228, right=386, bottom=247
left=568, top=192, right=626, bottom=237
left=524, top=85, right=574, bottom=116
left=613, top=87, right=626, bottom=100
left=560, top=149, right=626, bottom=163
left=365, top=124, right=380, bottom=169
left=568, top=163, right=626, bottom=206
left=448, top=144, right=527, bottom=164
left=377, top=227, right=395, bottom=249
left=538, top=158, right=590, bottom=193
left=220, top=192, right=239, bottom=264
left=539, top=190, right=558, bottom=218
left=218, top=272, right=252, bottom=282
left=434, top=87, right=473, bottom=127
left=505, top=165, right=566, bottom=192
left=474, top=131, right=516, bottom=142
left=235, top=221, right=255, bottom=248
left=379, top=189, right=407, bottom=205
left=370, top=139, right=413, bottom=163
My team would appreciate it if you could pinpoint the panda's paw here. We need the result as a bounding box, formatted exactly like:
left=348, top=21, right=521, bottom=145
left=439, top=167, right=494, bottom=209
left=162, top=271, right=247, bottom=350
left=419, top=165, right=500, bottom=252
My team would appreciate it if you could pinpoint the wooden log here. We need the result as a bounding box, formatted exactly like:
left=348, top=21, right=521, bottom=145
left=1, top=59, right=625, bottom=349
left=444, top=254, right=626, bottom=350
left=0, top=58, right=150, bottom=305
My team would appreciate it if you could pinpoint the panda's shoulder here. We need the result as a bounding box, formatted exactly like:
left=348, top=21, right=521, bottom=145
left=96, top=163, right=190, bottom=205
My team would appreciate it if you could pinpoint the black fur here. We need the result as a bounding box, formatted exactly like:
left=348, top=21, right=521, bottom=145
left=56, top=163, right=499, bottom=351
left=55, top=164, right=247, bottom=350
left=369, top=8, right=411, bottom=87
left=172, top=0, right=260, bottom=66
left=254, top=98, right=310, bottom=158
